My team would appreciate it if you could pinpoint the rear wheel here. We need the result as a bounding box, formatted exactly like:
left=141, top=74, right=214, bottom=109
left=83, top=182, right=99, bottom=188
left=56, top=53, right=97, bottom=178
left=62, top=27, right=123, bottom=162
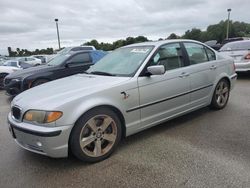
left=70, top=108, right=122, bottom=163
left=210, top=79, right=230, bottom=110
left=31, top=79, right=48, bottom=88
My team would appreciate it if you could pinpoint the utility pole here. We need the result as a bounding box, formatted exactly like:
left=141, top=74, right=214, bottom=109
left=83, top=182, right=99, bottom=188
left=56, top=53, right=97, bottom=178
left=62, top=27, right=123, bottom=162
left=54, top=18, right=61, bottom=49
left=226, top=8, right=232, bottom=39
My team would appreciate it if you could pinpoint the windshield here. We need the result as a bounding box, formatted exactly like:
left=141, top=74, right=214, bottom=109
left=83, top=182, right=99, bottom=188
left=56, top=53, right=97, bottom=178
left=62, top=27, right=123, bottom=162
left=47, top=54, right=70, bottom=66
left=87, top=46, right=154, bottom=77
left=220, top=41, right=250, bottom=51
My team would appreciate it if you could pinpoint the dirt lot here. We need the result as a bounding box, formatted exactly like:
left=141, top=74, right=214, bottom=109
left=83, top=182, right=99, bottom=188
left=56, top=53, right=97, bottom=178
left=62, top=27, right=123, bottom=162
left=0, top=74, right=250, bottom=188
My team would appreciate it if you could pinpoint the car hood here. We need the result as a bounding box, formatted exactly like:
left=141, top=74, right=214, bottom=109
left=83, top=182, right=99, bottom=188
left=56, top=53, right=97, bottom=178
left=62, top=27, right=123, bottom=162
left=6, top=65, right=53, bottom=79
left=13, top=74, right=131, bottom=109
left=0, top=66, right=20, bottom=72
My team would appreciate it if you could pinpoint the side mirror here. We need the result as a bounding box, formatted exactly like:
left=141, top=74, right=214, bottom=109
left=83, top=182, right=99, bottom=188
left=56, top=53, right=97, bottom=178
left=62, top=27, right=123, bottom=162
left=65, top=62, right=74, bottom=68
left=146, top=65, right=165, bottom=76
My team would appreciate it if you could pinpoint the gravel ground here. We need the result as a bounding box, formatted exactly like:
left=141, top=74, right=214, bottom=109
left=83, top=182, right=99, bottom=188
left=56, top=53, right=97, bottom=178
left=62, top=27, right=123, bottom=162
left=0, top=74, right=250, bottom=188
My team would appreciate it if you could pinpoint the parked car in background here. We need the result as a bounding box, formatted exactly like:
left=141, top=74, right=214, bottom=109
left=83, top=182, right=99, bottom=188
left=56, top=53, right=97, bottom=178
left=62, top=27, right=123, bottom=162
left=221, top=37, right=250, bottom=45
left=205, top=37, right=250, bottom=51
left=57, top=46, right=96, bottom=55
left=17, top=57, right=42, bottom=66
left=219, top=40, right=250, bottom=72
left=4, top=50, right=107, bottom=95
left=3, top=60, right=32, bottom=69
left=204, top=40, right=222, bottom=51
left=7, top=40, right=236, bottom=162
left=0, top=60, right=32, bottom=89
left=32, top=55, right=49, bottom=64
left=0, top=56, right=11, bottom=64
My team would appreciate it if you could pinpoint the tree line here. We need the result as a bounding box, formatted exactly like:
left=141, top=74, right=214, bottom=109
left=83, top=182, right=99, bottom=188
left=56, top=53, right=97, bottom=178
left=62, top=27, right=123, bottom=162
left=7, top=20, right=250, bottom=56
left=84, top=20, right=250, bottom=51
left=7, top=47, right=54, bottom=57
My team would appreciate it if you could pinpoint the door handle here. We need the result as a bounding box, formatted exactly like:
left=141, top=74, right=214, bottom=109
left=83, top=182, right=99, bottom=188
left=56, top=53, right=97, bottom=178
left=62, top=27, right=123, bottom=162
left=210, top=65, right=217, bottom=70
left=179, top=72, right=190, bottom=78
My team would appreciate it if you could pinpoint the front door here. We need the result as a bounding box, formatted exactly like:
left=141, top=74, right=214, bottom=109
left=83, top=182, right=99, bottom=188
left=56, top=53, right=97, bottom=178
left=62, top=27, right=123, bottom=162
left=56, top=52, right=93, bottom=79
left=137, top=42, right=190, bottom=129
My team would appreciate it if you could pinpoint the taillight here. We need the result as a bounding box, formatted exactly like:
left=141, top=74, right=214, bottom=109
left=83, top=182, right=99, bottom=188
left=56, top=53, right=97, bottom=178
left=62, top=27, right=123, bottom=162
left=233, top=62, right=236, bottom=71
left=244, top=52, right=250, bottom=60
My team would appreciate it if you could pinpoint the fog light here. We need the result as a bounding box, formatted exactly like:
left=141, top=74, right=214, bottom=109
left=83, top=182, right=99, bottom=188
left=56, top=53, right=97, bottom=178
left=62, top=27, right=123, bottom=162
left=36, top=142, right=42, bottom=147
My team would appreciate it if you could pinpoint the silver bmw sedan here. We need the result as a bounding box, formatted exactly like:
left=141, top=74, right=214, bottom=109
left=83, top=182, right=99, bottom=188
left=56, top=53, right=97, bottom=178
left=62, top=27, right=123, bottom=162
left=8, top=39, right=237, bottom=162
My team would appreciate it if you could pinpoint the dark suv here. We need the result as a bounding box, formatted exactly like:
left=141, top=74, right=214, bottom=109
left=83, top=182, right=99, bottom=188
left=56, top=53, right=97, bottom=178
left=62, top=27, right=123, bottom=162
left=4, top=50, right=107, bottom=95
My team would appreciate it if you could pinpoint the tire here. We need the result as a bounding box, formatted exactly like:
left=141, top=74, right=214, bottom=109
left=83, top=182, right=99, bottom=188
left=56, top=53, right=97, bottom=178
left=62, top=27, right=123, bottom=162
left=31, top=79, right=48, bottom=88
left=210, top=79, right=230, bottom=110
left=0, top=73, right=8, bottom=89
left=70, top=107, right=122, bottom=163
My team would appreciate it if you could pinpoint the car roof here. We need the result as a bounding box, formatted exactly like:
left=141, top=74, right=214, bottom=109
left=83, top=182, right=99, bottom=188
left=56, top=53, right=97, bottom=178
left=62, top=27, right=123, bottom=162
left=68, top=50, right=93, bottom=55
left=4, top=60, right=19, bottom=63
left=224, top=40, right=250, bottom=45
left=123, top=39, right=204, bottom=48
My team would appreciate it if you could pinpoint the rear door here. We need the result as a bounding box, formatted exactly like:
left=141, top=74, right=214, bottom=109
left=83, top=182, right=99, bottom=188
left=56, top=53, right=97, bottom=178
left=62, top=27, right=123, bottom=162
left=183, top=42, right=217, bottom=107
left=66, top=52, right=93, bottom=74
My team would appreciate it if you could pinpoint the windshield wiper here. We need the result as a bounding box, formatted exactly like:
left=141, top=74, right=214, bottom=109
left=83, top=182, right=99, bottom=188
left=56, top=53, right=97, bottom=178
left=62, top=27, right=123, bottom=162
left=89, top=71, right=116, bottom=76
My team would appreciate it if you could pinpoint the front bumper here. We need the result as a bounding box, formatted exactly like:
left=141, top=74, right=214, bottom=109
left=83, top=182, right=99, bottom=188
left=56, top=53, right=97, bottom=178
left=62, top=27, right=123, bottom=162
left=8, top=113, right=73, bottom=158
left=0, top=77, right=4, bottom=89
left=4, top=79, right=22, bottom=96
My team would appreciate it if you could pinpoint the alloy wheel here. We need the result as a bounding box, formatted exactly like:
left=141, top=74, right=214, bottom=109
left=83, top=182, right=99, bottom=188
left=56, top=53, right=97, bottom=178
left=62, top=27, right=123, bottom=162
left=215, top=81, right=229, bottom=107
left=79, top=115, right=117, bottom=157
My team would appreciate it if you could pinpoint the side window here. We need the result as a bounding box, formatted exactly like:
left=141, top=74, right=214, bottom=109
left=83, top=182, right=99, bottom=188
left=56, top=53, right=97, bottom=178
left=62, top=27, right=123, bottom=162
left=10, top=62, right=17, bottom=67
left=28, top=58, right=35, bottom=61
left=149, top=43, right=183, bottom=71
left=205, top=47, right=216, bottom=61
left=69, top=53, right=91, bottom=65
left=19, top=58, right=25, bottom=62
left=5, top=61, right=17, bottom=67
left=184, top=43, right=208, bottom=65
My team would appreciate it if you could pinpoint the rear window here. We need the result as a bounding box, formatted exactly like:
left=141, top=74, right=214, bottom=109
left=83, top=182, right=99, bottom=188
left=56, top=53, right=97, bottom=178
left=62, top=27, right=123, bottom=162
left=220, top=41, right=250, bottom=51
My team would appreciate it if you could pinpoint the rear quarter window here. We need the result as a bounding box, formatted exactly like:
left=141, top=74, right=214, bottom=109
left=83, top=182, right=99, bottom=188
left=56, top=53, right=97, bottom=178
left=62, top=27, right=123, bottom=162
left=205, top=47, right=216, bottom=61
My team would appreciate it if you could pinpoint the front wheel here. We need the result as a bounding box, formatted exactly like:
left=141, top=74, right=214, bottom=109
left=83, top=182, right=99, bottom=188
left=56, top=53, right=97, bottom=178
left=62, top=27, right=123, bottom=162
left=0, top=73, right=8, bottom=89
left=210, top=79, right=230, bottom=110
left=70, top=108, right=122, bottom=163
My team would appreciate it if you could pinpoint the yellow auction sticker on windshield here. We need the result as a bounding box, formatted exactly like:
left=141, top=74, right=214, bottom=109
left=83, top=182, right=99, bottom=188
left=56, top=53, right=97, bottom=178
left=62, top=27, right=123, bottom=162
left=131, top=49, right=149, bottom=53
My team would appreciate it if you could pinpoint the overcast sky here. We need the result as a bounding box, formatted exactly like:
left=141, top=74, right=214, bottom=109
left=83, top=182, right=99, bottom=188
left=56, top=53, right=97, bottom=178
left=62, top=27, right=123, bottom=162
left=0, top=0, right=249, bottom=55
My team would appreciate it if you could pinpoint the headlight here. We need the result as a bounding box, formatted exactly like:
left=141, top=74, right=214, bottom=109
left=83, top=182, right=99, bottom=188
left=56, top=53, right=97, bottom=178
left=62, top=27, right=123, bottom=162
left=23, top=110, right=63, bottom=124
